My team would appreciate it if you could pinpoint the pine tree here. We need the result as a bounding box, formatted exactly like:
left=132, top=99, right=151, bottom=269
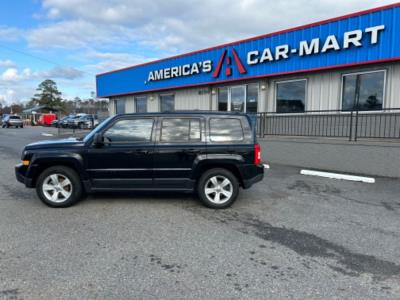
left=30, top=79, right=63, bottom=109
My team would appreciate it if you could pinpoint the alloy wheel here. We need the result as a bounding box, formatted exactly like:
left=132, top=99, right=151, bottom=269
left=204, top=175, right=233, bottom=204
left=42, top=174, right=73, bottom=203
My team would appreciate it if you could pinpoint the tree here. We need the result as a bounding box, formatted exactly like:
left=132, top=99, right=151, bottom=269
left=30, top=79, right=63, bottom=109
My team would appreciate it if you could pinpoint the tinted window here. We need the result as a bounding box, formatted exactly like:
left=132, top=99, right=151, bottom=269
left=276, top=80, right=306, bottom=113
left=210, top=118, right=244, bottom=142
left=161, top=118, right=201, bottom=142
left=135, top=96, right=147, bottom=113
left=342, top=71, right=384, bottom=111
left=160, top=94, right=174, bottom=112
left=10, top=116, right=21, bottom=119
left=103, top=119, right=153, bottom=143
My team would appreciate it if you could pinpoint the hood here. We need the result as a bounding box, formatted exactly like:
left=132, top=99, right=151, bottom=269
left=25, top=138, right=84, bottom=150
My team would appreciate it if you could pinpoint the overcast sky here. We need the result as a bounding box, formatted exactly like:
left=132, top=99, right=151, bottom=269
left=0, top=0, right=396, bottom=105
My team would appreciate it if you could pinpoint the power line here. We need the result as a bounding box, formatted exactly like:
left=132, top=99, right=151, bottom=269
left=0, top=43, right=95, bottom=77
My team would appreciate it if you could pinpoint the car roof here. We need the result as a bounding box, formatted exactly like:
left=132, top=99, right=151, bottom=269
left=116, top=111, right=251, bottom=117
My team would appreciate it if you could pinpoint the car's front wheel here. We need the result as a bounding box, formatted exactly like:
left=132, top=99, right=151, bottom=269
left=197, top=168, right=239, bottom=209
left=36, top=166, right=82, bottom=207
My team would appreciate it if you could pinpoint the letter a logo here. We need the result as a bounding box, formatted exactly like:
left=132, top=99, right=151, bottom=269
left=212, top=49, right=247, bottom=78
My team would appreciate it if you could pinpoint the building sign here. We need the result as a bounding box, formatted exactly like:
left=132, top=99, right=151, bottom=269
left=97, top=4, right=400, bottom=97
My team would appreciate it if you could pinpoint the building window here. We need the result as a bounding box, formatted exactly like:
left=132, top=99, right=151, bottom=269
left=115, top=99, right=126, bottom=114
left=218, top=87, right=228, bottom=111
left=160, top=94, right=175, bottom=112
left=217, top=84, right=258, bottom=113
left=276, top=79, right=306, bottom=113
left=342, top=70, right=385, bottom=111
left=246, top=83, right=259, bottom=113
left=135, top=96, right=147, bottom=113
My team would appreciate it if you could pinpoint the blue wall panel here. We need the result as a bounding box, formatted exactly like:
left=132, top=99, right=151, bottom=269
left=96, top=4, right=400, bottom=97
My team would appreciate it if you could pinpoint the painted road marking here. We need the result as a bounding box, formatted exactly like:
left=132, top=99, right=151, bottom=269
left=300, top=169, right=375, bottom=183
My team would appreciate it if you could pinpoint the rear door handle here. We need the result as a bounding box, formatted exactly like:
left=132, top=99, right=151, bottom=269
left=135, top=150, right=150, bottom=155
left=122, top=150, right=150, bottom=155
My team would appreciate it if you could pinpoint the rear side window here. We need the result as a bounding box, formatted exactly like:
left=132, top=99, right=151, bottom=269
left=103, top=118, right=154, bottom=143
left=10, top=116, right=21, bottom=119
left=209, top=118, right=244, bottom=142
left=161, top=118, right=201, bottom=142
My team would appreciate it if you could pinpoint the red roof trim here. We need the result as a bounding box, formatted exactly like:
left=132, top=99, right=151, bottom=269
left=97, top=57, right=400, bottom=98
left=96, top=3, right=400, bottom=77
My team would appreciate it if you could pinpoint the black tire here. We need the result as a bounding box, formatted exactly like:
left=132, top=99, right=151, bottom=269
left=197, top=168, right=239, bottom=209
left=20, top=125, right=23, bottom=128
left=36, top=166, right=82, bottom=208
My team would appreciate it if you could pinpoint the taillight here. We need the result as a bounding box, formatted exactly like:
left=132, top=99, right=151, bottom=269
left=254, top=143, right=261, bottom=165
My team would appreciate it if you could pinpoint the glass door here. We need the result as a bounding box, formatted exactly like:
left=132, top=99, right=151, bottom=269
left=230, top=86, right=246, bottom=112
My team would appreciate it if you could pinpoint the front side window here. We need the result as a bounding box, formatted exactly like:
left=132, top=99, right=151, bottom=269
left=209, top=118, right=244, bottom=142
left=103, top=118, right=154, bottom=143
left=135, top=96, right=147, bottom=113
left=276, top=80, right=306, bottom=113
left=161, top=118, right=201, bottom=142
left=115, top=99, right=126, bottom=114
left=342, top=71, right=385, bottom=111
left=160, top=94, right=175, bottom=112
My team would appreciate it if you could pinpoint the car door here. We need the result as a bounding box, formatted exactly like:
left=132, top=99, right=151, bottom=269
left=85, top=117, right=155, bottom=190
left=153, top=116, right=205, bottom=190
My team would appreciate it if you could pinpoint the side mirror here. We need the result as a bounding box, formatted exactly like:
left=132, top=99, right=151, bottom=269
left=93, top=133, right=104, bottom=146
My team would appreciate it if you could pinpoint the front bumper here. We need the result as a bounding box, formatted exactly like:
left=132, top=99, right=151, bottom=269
left=15, top=164, right=34, bottom=187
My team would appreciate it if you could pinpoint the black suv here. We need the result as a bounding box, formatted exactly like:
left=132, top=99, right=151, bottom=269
left=15, top=112, right=264, bottom=209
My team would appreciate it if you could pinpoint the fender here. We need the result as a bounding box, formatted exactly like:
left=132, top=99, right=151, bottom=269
left=191, top=154, right=245, bottom=180
left=27, top=151, right=89, bottom=182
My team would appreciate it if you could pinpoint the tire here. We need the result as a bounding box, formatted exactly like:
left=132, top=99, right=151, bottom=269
left=36, top=166, right=82, bottom=208
left=197, top=168, right=239, bottom=209
left=20, top=125, right=23, bottom=128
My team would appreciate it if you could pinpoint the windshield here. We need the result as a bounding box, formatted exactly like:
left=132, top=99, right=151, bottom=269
left=10, top=116, right=21, bottom=119
left=83, top=116, right=113, bottom=143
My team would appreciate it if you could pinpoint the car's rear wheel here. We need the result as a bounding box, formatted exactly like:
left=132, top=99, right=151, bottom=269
left=36, top=166, right=82, bottom=208
left=197, top=168, right=239, bottom=209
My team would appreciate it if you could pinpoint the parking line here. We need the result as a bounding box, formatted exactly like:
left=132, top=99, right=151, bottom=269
left=300, top=169, right=375, bottom=183
left=41, top=133, right=54, bottom=137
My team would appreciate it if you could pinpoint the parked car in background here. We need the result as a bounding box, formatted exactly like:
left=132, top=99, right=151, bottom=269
left=71, top=114, right=99, bottom=129
left=59, top=114, right=77, bottom=128
left=2, top=115, right=24, bottom=128
left=66, top=113, right=86, bottom=128
left=38, top=113, right=57, bottom=126
left=15, top=112, right=264, bottom=208
left=51, top=116, right=67, bottom=128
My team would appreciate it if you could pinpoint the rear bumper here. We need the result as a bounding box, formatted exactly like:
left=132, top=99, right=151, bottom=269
left=242, top=164, right=264, bottom=189
left=15, top=164, right=34, bottom=188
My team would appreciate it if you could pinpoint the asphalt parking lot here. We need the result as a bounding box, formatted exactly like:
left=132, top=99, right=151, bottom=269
left=0, top=127, right=400, bottom=299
